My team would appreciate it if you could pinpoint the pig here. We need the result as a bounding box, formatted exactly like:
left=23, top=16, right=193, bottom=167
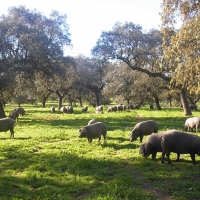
left=107, top=106, right=117, bottom=113
left=184, top=116, right=200, bottom=133
left=0, top=117, right=15, bottom=137
left=15, top=107, right=25, bottom=116
left=116, top=104, right=123, bottom=112
left=82, top=106, right=88, bottom=112
left=95, top=106, right=103, bottom=114
left=65, top=106, right=73, bottom=114
left=132, top=103, right=141, bottom=109
left=79, top=122, right=107, bottom=143
left=9, top=110, right=19, bottom=122
left=50, top=106, right=55, bottom=113
left=161, top=130, right=200, bottom=165
left=60, top=106, right=67, bottom=114
left=130, top=120, right=158, bottom=142
left=127, top=104, right=134, bottom=110
left=139, top=132, right=164, bottom=160
left=140, top=132, right=179, bottom=160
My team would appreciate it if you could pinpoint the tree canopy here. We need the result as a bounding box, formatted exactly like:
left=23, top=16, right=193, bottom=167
left=161, top=0, right=200, bottom=95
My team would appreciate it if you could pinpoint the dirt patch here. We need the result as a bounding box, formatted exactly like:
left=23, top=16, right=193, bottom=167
left=126, top=166, right=174, bottom=200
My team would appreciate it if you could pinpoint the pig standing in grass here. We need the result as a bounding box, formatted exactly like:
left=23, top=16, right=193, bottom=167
left=95, top=106, right=103, bottom=114
left=107, top=106, right=117, bottom=113
left=50, top=106, right=55, bottom=113
left=60, top=106, right=67, bottom=114
left=140, top=132, right=164, bottom=160
left=9, top=110, right=19, bottom=122
left=130, top=120, right=158, bottom=142
left=15, top=107, right=25, bottom=116
left=0, top=117, right=15, bottom=137
left=184, top=116, right=200, bottom=133
left=82, top=106, right=88, bottom=112
left=140, top=132, right=179, bottom=160
left=79, top=122, right=107, bottom=143
left=161, top=130, right=200, bottom=165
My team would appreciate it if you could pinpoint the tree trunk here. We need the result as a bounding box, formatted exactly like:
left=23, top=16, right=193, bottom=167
left=180, top=87, right=192, bottom=116
left=149, top=103, right=153, bottom=110
left=41, top=97, right=47, bottom=108
left=56, top=91, right=64, bottom=109
left=41, top=92, right=52, bottom=108
left=58, top=96, right=63, bottom=110
left=124, top=96, right=130, bottom=105
left=77, top=97, right=83, bottom=107
left=95, top=90, right=100, bottom=107
left=153, top=94, right=162, bottom=110
left=0, top=101, right=6, bottom=118
left=69, top=99, right=73, bottom=106
left=169, top=97, right=172, bottom=107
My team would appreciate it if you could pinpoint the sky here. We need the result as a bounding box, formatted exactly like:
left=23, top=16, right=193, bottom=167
left=0, top=0, right=163, bottom=57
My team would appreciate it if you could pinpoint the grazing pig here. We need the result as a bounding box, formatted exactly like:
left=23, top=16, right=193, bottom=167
left=184, top=116, right=200, bottom=133
left=50, top=106, right=55, bottom=113
left=82, top=106, right=88, bottom=112
left=0, top=117, right=15, bottom=137
left=107, top=106, right=117, bottom=113
left=9, top=110, right=19, bottom=122
left=95, top=105, right=103, bottom=113
left=60, top=106, right=67, bottom=114
left=65, top=106, right=73, bottom=114
left=79, top=122, right=107, bottom=143
left=116, top=104, right=123, bottom=112
left=127, top=104, right=134, bottom=110
left=130, top=120, right=158, bottom=142
left=88, top=119, right=98, bottom=125
left=132, top=104, right=141, bottom=109
left=15, top=107, right=25, bottom=116
left=161, top=130, right=200, bottom=165
left=140, top=132, right=179, bottom=160
left=140, top=132, right=164, bottom=160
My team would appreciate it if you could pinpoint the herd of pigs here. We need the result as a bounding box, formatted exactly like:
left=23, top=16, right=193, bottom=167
left=1, top=106, right=200, bottom=165
left=79, top=117, right=200, bottom=165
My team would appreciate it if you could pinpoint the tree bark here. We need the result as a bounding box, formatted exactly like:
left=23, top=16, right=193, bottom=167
left=41, top=97, right=47, bottom=108
left=41, top=92, right=52, bottom=108
left=77, top=97, right=83, bottom=107
left=0, top=101, right=6, bottom=118
left=153, top=94, right=162, bottom=110
left=95, top=90, right=100, bottom=107
left=56, top=91, right=64, bottom=109
left=180, top=87, right=192, bottom=116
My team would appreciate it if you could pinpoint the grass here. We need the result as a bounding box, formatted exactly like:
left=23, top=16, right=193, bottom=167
left=1, top=102, right=200, bottom=200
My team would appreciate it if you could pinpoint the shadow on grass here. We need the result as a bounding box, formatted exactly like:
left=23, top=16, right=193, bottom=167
left=0, top=147, right=200, bottom=199
left=16, top=115, right=187, bottom=132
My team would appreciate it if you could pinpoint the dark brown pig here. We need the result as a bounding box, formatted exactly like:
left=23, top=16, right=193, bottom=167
left=140, top=132, right=179, bottom=160
left=140, top=132, right=163, bottom=160
left=79, top=122, right=107, bottom=143
left=161, top=130, right=200, bottom=165
left=0, top=117, right=15, bottom=137
left=130, top=120, right=158, bottom=142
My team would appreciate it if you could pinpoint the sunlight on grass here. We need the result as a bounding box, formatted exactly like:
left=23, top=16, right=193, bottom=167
left=0, top=103, right=200, bottom=199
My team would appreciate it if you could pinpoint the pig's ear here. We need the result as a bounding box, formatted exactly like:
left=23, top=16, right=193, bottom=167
left=79, top=128, right=81, bottom=132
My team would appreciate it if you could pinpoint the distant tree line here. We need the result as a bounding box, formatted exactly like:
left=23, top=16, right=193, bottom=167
left=0, top=3, right=199, bottom=118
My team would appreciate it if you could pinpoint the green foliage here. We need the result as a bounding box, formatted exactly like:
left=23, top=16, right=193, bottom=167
left=1, top=103, right=200, bottom=199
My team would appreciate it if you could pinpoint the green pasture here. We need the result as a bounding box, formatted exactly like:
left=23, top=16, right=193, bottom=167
left=1, top=103, right=200, bottom=200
